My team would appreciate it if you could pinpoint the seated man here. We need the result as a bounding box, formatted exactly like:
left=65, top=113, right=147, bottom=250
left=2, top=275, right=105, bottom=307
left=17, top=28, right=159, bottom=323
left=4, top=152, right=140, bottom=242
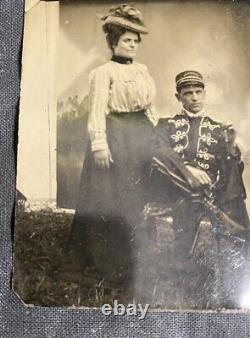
left=134, top=71, right=249, bottom=309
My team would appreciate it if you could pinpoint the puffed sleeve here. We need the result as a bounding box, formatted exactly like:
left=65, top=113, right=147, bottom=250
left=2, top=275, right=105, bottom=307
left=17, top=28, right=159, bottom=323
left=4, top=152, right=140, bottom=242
left=87, top=64, right=111, bottom=152
left=136, top=63, right=159, bottom=126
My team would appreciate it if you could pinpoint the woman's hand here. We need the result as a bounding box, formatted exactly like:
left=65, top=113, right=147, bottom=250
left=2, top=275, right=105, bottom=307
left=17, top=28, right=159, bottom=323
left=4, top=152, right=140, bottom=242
left=185, top=165, right=211, bottom=188
left=93, top=149, right=113, bottom=170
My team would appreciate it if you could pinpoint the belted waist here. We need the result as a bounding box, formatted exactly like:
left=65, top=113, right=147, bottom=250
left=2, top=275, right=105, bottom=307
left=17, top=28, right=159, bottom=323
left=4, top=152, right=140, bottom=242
left=109, top=109, right=146, bottom=118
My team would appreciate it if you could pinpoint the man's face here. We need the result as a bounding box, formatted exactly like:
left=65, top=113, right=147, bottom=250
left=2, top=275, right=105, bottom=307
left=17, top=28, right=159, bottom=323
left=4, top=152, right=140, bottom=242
left=176, top=85, right=205, bottom=114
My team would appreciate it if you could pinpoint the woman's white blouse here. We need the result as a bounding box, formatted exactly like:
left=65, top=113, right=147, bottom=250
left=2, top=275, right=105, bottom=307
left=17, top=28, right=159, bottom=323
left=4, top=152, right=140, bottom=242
left=87, top=60, right=158, bottom=151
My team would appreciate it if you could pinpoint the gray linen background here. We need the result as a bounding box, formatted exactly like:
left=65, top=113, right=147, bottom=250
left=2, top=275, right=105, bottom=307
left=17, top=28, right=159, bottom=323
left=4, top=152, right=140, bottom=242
left=0, top=0, right=250, bottom=337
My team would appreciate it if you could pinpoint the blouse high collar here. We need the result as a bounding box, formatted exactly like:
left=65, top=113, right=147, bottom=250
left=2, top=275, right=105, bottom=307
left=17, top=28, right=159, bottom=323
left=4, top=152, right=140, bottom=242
left=111, top=54, right=133, bottom=64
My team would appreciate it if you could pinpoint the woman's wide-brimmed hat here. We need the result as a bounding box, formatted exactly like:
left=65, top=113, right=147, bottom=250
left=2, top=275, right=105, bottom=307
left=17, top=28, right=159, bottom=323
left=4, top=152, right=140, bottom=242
left=101, top=4, right=148, bottom=34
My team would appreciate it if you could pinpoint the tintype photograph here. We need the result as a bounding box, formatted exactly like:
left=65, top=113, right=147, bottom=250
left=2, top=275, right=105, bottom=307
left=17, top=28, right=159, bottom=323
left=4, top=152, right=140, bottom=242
left=13, top=0, right=250, bottom=310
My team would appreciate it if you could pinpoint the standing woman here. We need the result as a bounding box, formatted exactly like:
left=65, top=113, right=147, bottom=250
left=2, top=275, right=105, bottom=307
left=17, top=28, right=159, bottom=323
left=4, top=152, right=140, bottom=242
left=70, top=4, right=158, bottom=278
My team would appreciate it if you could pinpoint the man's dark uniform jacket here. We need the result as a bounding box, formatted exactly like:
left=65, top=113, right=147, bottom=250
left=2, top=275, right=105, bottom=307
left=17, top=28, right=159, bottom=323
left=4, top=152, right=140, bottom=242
left=151, top=111, right=249, bottom=228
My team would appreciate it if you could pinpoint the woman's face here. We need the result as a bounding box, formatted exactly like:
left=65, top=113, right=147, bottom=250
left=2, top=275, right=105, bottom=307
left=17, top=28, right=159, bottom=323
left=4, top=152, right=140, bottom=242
left=113, top=31, right=140, bottom=59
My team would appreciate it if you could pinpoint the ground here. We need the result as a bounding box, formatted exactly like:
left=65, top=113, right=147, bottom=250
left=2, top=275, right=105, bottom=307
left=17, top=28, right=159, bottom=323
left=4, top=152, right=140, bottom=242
left=12, top=207, right=248, bottom=309
left=13, top=209, right=131, bottom=307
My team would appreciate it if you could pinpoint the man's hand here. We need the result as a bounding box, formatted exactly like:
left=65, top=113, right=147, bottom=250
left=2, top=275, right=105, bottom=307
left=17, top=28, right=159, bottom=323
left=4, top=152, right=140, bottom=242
left=93, top=149, right=113, bottom=170
left=185, top=165, right=211, bottom=188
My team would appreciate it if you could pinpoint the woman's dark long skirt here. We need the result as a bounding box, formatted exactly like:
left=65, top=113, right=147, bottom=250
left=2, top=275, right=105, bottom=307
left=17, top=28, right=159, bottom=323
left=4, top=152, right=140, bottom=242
left=69, top=111, right=154, bottom=283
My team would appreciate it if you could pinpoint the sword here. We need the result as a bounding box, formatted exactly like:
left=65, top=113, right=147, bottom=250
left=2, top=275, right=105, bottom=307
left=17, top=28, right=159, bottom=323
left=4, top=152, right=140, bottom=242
left=151, top=156, right=245, bottom=234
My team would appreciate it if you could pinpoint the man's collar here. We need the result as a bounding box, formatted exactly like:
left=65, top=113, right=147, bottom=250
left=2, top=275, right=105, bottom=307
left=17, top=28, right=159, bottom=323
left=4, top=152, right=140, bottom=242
left=180, top=108, right=205, bottom=118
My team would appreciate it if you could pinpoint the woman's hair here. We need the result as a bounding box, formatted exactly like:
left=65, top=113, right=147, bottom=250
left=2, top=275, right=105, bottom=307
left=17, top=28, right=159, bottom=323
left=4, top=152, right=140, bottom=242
left=103, top=23, right=141, bottom=52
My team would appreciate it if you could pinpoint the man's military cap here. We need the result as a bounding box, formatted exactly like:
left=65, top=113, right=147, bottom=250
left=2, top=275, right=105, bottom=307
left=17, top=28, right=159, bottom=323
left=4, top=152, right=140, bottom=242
left=176, top=70, right=205, bottom=91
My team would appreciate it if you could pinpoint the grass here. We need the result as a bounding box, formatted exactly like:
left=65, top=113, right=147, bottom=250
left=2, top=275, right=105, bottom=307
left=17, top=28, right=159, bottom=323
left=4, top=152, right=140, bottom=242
left=13, top=210, right=131, bottom=307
